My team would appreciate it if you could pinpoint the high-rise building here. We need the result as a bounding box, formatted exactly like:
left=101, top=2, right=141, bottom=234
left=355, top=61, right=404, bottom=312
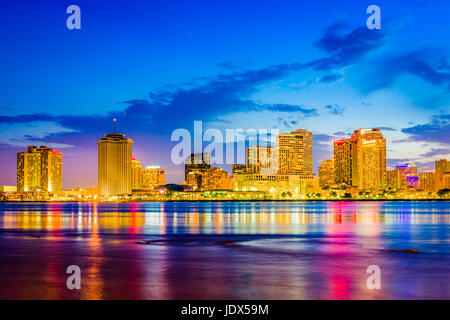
left=435, top=159, right=450, bottom=173
left=419, top=172, right=437, bottom=192
left=318, top=159, right=334, bottom=188
left=131, top=157, right=142, bottom=189
left=141, top=166, right=165, bottom=188
left=98, top=120, right=133, bottom=196
left=246, top=146, right=273, bottom=174
left=185, top=152, right=211, bottom=181
left=277, top=129, right=312, bottom=175
left=334, top=128, right=386, bottom=190
left=17, top=146, right=62, bottom=193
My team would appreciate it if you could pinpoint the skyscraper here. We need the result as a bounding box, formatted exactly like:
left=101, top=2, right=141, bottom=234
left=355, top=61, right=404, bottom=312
left=318, top=159, right=334, bottom=188
left=276, top=129, right=313, bottom=175
left=435, top=159, right=450, bottom=173
left=184, top=152, right=211, bottom=181
left=131, top=157, right=142, bottom=190
left=17, top=146, right=62, bottom=193
left=334, top=128, right=386, bottom=190
left=98, top=120, right=133, bottom=196
left=246, top=146, right=273, bottom=174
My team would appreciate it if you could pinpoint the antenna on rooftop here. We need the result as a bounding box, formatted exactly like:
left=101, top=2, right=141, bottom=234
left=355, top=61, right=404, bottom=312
left=113, top=118, right=117, bottom=134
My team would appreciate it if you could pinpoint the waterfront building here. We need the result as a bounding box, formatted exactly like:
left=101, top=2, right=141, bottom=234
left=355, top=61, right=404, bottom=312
left=334, top=128, right=386, bottom=190
left=98, top=120, right=133, bottom=196
left=131, top=157, right=142, bottom=189
left=141, top=166, right=165, bottom=188
left=17, top=146, right=62, bottom=193
left=318, top=159, right=334, bottom=188
left=387, top=164, right=419, bottom=190
left=276, top=129, right=313, bottom=175
left=435, top=159, right=450, bottom=173
left=234, top=174, right=319, bottom=196
left=187, top=167, right=233, bottom=191
left=185, top=152, right=211, bottom=181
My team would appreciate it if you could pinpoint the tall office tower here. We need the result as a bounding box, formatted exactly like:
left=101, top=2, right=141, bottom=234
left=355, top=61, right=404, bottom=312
left=318, top=159, right=334, bottom=188
left=17, top=146, right=62, bottom=193
left=98, top=120, right=133, bottom=196
left=334, top=128, right=386, bottom=190
left=131, top=157, right=142, bottom=190
left=276, top=129, right=313, bottom=175
left=141, top=166, right=166, bottom=188
left=184, top=152, right=211, bottom=181
left=246, top=146, right=273, bottom=174
left=435, top=159, right=450, bottom=173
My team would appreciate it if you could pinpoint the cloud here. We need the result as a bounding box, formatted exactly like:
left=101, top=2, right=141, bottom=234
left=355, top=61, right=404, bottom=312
left=324, top=104, right=345, bottom=115
left=420, top=148, right=450, bottom=158
left=310, top=24, right=385, bottom=70
left=359, top=50, right=450, bottom=93
left=0, top=121, right=77, bottom=148
left=378, top=126, right=396, bottom=131
left=401, top=114, right=450, bottom=145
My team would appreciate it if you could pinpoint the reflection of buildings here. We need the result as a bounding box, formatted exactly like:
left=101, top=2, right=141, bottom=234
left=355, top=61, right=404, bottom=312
left=142, top=166, right=166, bottom=188
left=185, top=152, right=211, bottom=181
left=17, top=146, right=62, bottom=193
left=187, top=167, right=233, bottom=191
left=387, top=164, right=418, bottom=190
left=319, top=159, right=334, bottom=188
left=334, top=128, right=386, bottom=190
left=98, top=121, right=133, bottom=196
left=277, top=129, right=313, bottom=175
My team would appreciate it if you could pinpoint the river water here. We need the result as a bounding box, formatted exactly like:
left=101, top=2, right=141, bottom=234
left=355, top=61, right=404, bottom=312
left=0, top=201, right=448, bottom=299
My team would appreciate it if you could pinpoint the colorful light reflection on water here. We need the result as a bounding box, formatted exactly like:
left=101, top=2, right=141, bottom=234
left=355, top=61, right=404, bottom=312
left=0, top=201, right=449, bottom=299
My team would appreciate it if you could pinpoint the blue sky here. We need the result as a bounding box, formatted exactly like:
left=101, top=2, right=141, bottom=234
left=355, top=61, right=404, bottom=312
left=0, top=0, right=449, bottom=187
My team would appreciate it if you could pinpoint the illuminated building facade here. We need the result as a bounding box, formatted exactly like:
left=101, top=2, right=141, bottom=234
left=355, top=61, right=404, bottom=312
left=141, top=166, right=165, bottom=188
left=435, top=159, right=450, bottom=173
left=277, top=129, right=313, bottom=175
left=231, top=164, right=247, bottom=175
left=318, top=159, right=334, bottom=188
left=334, top=128, right=386, bottom=190
left=185, top=152, right=211, bottom=181
left=246, top=146, right=273, bottom=174
left=418, top=172, right=437, bottom=192
left=387, top=164, right=418, bottom=190
left=98, top=124, right=133, bottom=196
left=235, top=174, right=319, bottom=196
left=17, top=146, right=62, bottom=193
left=131, top=157, right=142, bottom=189
left=187, top=167, right=233, bottom=191
left=246, top=146, right=272, bottom=173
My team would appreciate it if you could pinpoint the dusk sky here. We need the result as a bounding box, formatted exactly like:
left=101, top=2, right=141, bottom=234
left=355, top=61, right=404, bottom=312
left=1, top=0, right=449, bottom=188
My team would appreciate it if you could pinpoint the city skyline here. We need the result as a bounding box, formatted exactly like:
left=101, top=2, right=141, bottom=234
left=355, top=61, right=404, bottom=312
left=0, top=1, right=449, bottom=188
left=7, top=123, right=450, bottom=192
